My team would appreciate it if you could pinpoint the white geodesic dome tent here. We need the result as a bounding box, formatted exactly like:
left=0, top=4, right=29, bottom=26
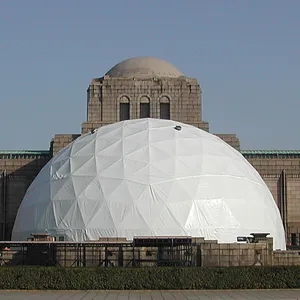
left=12, top=118, right=286, bottom=249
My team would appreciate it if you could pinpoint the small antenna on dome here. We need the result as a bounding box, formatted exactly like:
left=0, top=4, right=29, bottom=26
left=174, top=125, right=182, bottom=131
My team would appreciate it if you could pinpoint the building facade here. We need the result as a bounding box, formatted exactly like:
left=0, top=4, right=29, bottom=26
left=0, top=56, right=299, bottom=245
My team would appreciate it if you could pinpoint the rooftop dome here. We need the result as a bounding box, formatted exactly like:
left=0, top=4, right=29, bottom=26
left=105, top=56, right=184, bottom=78
left=12, top=119, right=285, bottom=249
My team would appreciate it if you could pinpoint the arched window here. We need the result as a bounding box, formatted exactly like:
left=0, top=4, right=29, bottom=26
left=140, top=96, right=150, bottom=118
left=159, top=96, right=170, bottom=119
left=119, top=96, right=130, bottom=121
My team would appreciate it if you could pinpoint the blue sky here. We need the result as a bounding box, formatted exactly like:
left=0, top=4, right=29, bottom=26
left=0, top=0, right=299, bottom=150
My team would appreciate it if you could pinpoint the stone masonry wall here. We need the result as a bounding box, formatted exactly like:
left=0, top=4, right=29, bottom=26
left=248, top=158, right=300, bottom=175
left=262, top=176, right=280, bottom=206
left=82, top=76, right=209, bottom=133
left=0, top=157, right=49, bottom=175
left=0, top=178, right=3, bottom=240
left=5, top=176, right=33, bottom=240
left=197, top=239, right=271, bottom=267
left=51, top=134, right=81, bottom=156
left=197, top=237, right=300, bottom=267
left=286, top=176, right=300, bottom=239
left=0, top=174, right=37, bottom=240
left=0, top=154, right=50, bottom=240
left=214, top=134, right=240, bottom=151
left=246, top=156, right=300, bottom=244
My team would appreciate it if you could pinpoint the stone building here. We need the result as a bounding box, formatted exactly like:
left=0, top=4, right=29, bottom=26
left=0, top=56, right=299, bottom=245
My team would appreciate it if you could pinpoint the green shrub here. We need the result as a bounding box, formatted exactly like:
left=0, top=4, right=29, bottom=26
left=1, top=266, right=300, bottom=290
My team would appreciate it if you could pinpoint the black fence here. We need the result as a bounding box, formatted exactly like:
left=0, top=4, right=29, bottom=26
left=0, top=237, right=194, bottom=267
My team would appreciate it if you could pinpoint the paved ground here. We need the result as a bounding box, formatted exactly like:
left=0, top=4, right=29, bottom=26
left=1, top=290, right=300, bottom=299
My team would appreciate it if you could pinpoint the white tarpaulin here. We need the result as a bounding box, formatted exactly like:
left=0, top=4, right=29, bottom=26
left=12, top=118, right=286, bottom=249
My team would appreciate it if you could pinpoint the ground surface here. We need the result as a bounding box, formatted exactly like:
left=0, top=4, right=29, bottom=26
left=1, top=290, right=300, bottom=299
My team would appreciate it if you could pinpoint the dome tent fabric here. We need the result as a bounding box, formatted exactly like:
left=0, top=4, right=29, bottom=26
left=12, top=119, right=286, bottom=250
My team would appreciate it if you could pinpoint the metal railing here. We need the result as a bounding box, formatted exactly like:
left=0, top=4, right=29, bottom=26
left=0, top=238, right=194, bottom=267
